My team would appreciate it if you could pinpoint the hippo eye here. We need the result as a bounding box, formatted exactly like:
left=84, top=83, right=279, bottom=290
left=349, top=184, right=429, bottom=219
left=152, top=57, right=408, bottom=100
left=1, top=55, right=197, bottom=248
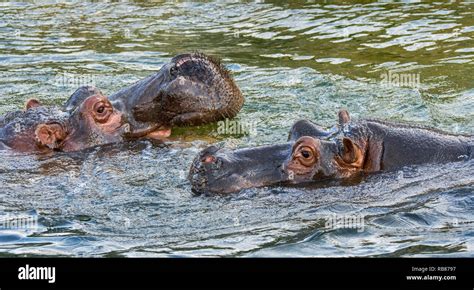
left=296, top=146, right=317, bottom=167
left=299, top=146, right=314, bottom=159
left=301, top=150, right=312, bottom=159
left=93, top=101, right=112, bottom=123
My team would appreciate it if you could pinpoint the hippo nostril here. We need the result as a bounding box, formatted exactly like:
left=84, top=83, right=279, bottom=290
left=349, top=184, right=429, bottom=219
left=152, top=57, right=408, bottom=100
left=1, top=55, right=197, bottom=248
left=201, top=155, right=216, bottom=164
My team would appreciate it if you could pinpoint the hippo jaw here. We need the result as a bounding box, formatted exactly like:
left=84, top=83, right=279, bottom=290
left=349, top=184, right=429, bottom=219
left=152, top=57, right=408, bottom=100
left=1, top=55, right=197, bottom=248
left=109, top=52, right=244, bottom=140
left=188, top=143, right=292, bottom=194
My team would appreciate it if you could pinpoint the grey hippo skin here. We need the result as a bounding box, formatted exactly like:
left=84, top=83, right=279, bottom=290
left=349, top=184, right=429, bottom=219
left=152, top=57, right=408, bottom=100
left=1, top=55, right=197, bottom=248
left=189, top=109, right=473, bottom=194
left=0, top=100, right=69, bottom=153
left=65, top=52, right=244, bottom=139
left=0, top=94, right=129, bottom=153
left=1, top=53, right=244, bottom=153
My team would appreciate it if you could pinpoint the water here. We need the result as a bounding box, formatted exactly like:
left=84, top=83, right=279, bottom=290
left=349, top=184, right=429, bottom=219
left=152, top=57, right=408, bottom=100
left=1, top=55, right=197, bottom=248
left=0, top=1, right=473, bottom=257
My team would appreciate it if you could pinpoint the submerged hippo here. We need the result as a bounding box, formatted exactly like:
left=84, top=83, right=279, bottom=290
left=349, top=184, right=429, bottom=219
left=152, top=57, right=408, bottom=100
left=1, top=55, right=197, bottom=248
left=0, top=94, right=128, bottom=153
left=189, top=110, right=473, bottom=194
left=0, top=99, right=68, bottom=152
left=1, top=52, right=244, bottom=153
left=65, top=52, right=243, bottom=139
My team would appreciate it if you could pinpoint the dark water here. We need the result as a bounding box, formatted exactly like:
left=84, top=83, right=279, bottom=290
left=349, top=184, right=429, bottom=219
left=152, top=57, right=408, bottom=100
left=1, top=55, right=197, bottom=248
left=0, top=1, right=473, bottom=257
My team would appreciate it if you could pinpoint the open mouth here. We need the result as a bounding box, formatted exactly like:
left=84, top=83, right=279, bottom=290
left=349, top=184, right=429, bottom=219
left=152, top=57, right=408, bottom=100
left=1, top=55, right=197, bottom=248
left=122, top=124, right=172, bottom=140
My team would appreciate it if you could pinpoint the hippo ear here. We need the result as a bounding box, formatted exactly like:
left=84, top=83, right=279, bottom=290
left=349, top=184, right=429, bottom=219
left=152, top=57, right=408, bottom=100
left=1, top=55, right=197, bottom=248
left=25, top=99, right=42, bottom=110
left=340, top=137, right=363, bottom=167
left=35, top=123, right=67, bottom=149
left=338, top=109, right=350, bottom=126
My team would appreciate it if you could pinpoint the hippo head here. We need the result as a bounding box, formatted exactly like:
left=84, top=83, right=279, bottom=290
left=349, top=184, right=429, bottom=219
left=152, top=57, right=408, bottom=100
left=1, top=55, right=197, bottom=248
left=0, top=94, right=129, bottom=153
left=59, top=93, right=129, bottom=151
left=188, top=136, right=367, bottom=194
left=29, top=94, right=128, bottom=151
left=188, top=110, right=371, bottom=194
left=0, top=100, right=70, bottom=153
left=109, top=52, right=244, bottom=139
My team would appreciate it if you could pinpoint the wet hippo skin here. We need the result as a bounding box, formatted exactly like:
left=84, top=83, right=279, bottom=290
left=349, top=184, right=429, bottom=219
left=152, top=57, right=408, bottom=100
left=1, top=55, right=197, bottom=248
left=189, top=110, right=473, bottom=194
left=65, top=52, right=244, bottom=140
left=0, top=53, right=244, bottom=153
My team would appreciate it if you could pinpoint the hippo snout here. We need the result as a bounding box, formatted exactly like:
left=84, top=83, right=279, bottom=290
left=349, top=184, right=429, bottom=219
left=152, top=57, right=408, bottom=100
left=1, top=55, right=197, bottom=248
left=188, top=145, right=224, bottom=194
left=188, top=143, right=293, bottom=194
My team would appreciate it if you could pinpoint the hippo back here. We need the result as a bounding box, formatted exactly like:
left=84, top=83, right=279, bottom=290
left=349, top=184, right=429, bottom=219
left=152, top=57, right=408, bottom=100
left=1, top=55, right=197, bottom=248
left=360, top=120, right=472, bottom=170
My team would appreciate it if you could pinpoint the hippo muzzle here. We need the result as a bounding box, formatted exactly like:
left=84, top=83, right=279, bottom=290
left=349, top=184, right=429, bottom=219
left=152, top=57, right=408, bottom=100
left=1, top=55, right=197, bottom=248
left=188, top=143, right=292, bottom=194
left=108, top=52, right=244, bottom=140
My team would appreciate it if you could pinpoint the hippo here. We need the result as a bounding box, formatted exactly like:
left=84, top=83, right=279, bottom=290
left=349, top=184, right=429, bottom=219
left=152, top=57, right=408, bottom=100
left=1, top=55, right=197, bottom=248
left=1, top=52, right=244, bottom=153
left=0, top=94, right=128, bottom=153
left=0, top=99, right=69, bottom=152
left=64, top=52, right=244, bottom=140
left=189, top=110, right=473, bottom=194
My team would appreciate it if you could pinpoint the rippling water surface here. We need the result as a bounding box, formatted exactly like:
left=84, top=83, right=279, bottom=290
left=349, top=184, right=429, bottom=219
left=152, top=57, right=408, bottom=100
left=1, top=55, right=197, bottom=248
left=0, top=1, right=473, bottom=257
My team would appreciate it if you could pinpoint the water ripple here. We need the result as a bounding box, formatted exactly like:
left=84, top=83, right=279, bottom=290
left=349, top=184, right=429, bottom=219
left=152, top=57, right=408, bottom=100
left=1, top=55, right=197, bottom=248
left=0, top=1, right=473, bottom=257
